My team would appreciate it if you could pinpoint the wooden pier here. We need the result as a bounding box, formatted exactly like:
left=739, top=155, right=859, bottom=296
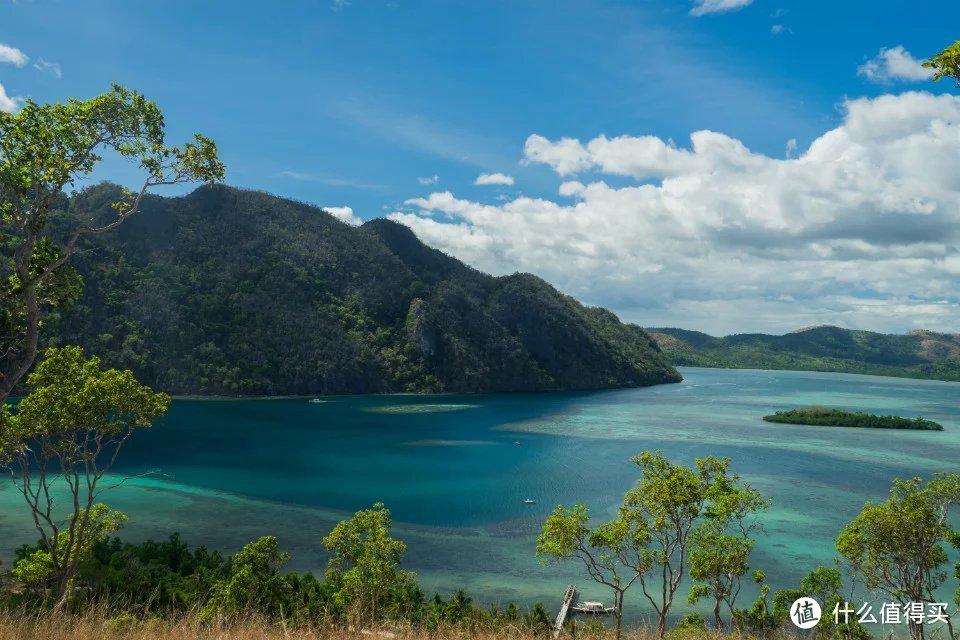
left=553, top=584, right=577, bottom=638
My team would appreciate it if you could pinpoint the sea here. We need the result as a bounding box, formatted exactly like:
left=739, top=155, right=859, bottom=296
left=1, top=367, right=958, bottom=625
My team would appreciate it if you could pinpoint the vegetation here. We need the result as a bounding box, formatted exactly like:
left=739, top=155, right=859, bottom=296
left=762, top=407, right=944, bottom=431
left=648, top=326, right=960, bottom=382
left=323, top=502, right=419, bottom=624
left=44, top=183, right=679, bottom=395
left=837, top=474, right=960, bottom=640
left=0, top=347, right=169, bottom=609
left=0, top=85, right=223, bottom=403
left=537, top=452, right=768, bottom=639
left=925, top=40, right=960, bottom=85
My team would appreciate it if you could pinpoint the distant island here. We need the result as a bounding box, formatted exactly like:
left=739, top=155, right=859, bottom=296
left=647, top=325, right=960, bottom=383
left=763, top=407, right=943, bottom=431
left=49, top=184, right=681, bottom=396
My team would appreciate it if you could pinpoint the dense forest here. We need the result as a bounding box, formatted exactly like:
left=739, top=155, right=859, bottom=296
left=648, top=325, right=960, bottom=381
left=46, top=184, right=680, bottom=396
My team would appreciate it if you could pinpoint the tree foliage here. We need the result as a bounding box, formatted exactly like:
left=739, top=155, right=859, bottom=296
left=201, top=536, right=293, bottom=622
left=538, top=451, right=768, bottom=639
left=537, top=503, right=650, bottom=640
left=837, top=474, right=960, bottom=640
left=924, top=40, right=960, bottom=86
left=0, top=85, right=223, bottom=401
left=322, top=502, right=417, bottom=624
left=12, top=504, right=127, bottom=595
left=0, top=345, right=169, bottom=608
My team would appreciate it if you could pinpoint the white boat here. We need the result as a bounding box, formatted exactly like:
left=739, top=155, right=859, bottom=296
left=308, top=398, right=325, bottom=403
left=572, top=601, right=614, bottom=614
left=523, top=498, right=536, bottom=504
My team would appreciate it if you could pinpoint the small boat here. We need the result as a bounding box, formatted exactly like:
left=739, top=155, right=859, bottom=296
left=512, top=441, right=521, bottom=445
left=523, top=498, right=536, bottom=504
left=308, top=398, right=325, bottom=403
left=572, top=602, right=614, bottom=614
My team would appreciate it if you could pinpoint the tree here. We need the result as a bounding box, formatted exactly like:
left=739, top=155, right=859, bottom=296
left=201, top=536, right=293, bottom=621
left=687, top=478, right=769, bottom=630
left=952, top=530, right=960, bottom=618
left=623, top=451, right=741, bottom=638
left=770, top=566, right=871, bottom=640
left=0, top=346, right=169, bottom=608
left=0, top=85, right=224, bottom=402
left=322, top=502, right=417, bottom=624
left=537, top=504, right=651, bottom=640
left=12, top=503, right=126, bottom=597
left=924, top=41, right=960, bottom=86
left=836, top=474, right=960, bottom=640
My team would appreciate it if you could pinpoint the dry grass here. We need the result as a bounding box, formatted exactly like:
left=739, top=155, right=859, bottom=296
left=0, top=611, right=739, bottom=640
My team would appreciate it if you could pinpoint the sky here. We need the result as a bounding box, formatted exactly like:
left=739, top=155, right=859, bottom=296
left=2, top=0, right=959, bottom=335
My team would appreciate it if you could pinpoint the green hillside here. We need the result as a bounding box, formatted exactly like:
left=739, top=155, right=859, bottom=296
left=648, top=325, right=960, bottom=381
left=46, top=184, right=680, bottom=395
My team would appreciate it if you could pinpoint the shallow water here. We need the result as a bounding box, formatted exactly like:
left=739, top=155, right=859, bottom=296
left=1, top=367, right=958, bottom=623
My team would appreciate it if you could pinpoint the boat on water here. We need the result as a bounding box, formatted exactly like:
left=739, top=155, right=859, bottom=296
left=571, top=602, right=614, bottom=614
left=308, top=398, right=325, bottom=403
left=523, top=498, right=536, bottom=504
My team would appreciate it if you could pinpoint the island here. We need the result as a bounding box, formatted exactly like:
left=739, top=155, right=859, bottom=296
left=762, top=407, right=943, bottom=431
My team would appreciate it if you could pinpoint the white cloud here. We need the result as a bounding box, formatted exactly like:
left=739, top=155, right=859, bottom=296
left=33, top=58, right=62, bottom=78
left=418, top=175, right=439, bottom=185
left=0, top=82, right=23, bottom=113
left=858, top=45, right=932, bottom=83
left=474, top=172, right=515, bottom=186
left=324, top=206, right=362, bottom=226
left=771, top=24, right=792, bottom=35
left=690, top=0, right=753, bottom=17
left=390, top=92, right=960, bottom=334
left=0, top=43, right=28, bottom=66
left=784, top=138, right=797, bottom=158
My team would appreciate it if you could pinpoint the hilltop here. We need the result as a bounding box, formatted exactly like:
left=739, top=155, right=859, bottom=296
left=647, top=325, right=960, bottom=381
left=47, top=184, right=680, bottom=395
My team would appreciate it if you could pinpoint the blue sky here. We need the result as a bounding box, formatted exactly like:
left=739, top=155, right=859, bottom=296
left=3, top=0, right=960, bottom=334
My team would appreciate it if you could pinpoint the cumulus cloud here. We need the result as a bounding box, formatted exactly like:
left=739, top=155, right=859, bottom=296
left=418, top=175, right=439, bottom=185
left=0, top=43, right=28, bottom=66
left=390, top=92, right=960, bottom=334
left=771, top=24, right=792, bottom=35
left=690, top=0, right=753, bottom=17
left=858, top=46, right=932, bottom=83
left=0, top=82, right=23, bottom=113
left=33, top=58, right=62, bottom=78
left=324, top=206, right=362, bottom=226
left=474, top=172, right=515, bottom=186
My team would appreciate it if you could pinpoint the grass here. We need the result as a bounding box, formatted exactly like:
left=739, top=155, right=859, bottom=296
left=0, top=611, right=762, bottom=640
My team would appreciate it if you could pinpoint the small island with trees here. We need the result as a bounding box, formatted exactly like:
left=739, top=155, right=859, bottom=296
left=762, top=407, right=944, bottom=431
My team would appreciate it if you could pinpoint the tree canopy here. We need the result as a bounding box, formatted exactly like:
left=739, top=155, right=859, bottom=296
left=0, top=85, right=223, bottom=401
left=0, top=345, right=169, bottom=608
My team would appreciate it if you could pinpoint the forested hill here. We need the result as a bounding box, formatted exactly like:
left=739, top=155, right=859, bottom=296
left=648, top=326, right=960, bottom=382
left=49, top=184, right=681, bottom=395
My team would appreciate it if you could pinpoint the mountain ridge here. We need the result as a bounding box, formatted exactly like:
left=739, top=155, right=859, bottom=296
left=647, top=325, right=960, bottom=381
left=48, top=183, right=681, bottom=395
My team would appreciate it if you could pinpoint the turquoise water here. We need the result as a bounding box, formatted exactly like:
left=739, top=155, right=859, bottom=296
left=1, top=367, right=958, bottom=621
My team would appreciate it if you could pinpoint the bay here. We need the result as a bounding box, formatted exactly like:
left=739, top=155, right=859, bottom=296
left=1, top=367, right=958, bottom=621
